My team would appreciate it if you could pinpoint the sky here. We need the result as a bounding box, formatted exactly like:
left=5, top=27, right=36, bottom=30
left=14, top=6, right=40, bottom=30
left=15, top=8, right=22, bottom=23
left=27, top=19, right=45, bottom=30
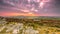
left=0, top=0, right=60, bottom=16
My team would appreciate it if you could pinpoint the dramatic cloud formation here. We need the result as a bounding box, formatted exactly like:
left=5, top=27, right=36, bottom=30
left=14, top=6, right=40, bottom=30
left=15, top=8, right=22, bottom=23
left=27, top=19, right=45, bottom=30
left=0, top=0, right=60, bottom=16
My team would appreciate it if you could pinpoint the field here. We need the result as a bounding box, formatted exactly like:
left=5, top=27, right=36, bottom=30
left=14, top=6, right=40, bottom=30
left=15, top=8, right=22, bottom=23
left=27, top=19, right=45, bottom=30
left=0, top=16, right=60, bottom=34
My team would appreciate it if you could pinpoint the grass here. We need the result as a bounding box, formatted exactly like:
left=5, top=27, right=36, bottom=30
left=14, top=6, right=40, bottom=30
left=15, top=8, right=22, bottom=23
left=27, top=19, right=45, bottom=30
left=0, top=17, right=60, bottom=34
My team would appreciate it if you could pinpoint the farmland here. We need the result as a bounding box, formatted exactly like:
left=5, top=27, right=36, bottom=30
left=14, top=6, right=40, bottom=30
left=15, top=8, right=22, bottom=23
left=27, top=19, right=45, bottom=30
left=0, top=16, right=60, bottom=34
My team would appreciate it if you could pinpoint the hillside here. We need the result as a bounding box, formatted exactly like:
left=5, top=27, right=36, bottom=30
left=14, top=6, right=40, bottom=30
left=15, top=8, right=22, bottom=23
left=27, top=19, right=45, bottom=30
left=0, top=16, right=60, bottom=34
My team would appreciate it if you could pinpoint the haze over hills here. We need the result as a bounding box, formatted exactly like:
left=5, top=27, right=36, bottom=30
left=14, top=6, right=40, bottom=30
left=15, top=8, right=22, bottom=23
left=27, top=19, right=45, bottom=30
left=1, top=16, right=60, bottom=20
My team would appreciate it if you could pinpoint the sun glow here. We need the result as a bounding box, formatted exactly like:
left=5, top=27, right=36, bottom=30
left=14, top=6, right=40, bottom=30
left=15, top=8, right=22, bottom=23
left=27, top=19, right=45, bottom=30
left=0, top=12, right=39, bottom=16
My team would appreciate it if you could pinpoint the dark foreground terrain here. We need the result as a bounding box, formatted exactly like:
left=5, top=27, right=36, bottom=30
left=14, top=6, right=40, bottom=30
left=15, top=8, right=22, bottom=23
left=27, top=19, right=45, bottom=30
left=0, top=16, right=60, bottom=34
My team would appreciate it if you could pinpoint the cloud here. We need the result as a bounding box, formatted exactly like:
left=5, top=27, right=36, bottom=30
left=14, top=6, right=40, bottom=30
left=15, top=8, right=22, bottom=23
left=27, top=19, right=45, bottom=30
left=0, top=0, right=14, bottom=7
left=0, top=0, right=60, bottom=16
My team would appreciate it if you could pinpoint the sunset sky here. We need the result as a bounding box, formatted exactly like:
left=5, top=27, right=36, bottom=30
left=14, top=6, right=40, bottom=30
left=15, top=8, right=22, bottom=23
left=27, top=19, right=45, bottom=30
left=0, top=0, right=60, bottom=16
